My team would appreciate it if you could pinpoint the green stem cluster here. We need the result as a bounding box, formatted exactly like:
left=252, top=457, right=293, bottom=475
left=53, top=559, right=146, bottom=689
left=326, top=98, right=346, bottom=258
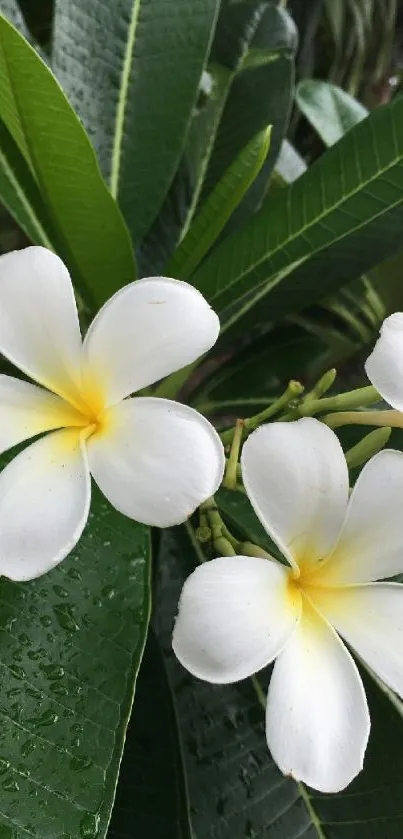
left=197, top=497, right=270, bottom=559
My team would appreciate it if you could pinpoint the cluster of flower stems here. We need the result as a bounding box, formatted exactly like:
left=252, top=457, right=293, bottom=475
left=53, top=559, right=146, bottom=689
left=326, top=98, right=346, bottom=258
left=199, top=369, right=392, bottom=558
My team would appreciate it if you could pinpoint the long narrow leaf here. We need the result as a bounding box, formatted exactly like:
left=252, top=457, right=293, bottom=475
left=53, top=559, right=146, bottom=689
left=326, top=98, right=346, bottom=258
left=0, top=118, right=55, bottom=247
left=192, top=95, right=403, bottom=332
left=53, top=0, right=220, bottom=246
left=0, top=15, right=136, bottom=306
left=167, top=126, right=271, bottom=279
left=296, top=79, right=368, bottom=147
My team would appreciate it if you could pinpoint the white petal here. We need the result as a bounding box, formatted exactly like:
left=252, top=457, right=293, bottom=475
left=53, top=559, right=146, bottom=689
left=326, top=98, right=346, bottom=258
left=0, top=247, right=83, bottom=403
left=87, top=397, right=224, bottom=527
left=266, top=598, right=370, bottom=792
left=172, top=556, right=301, bottom=683
left=0, top=429, right=91, bottom=581
left=0, top=375, right=86, bottom=455
left=241, top=418, right=349, bottom=571
left=83, top=277, right=220, bottom=406
left=317, top=450, right=403, bottom=585
left=310, top=582, right=403, bottom=698
left=365, top=313, right=403, bottom=411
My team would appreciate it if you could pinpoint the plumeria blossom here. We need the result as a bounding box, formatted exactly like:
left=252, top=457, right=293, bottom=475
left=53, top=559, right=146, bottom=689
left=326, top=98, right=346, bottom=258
left=173, top=417, right=403, bottom=792
left=0, top=246, right=225, bottom=581
left=366, top=312, right=403, bottom=411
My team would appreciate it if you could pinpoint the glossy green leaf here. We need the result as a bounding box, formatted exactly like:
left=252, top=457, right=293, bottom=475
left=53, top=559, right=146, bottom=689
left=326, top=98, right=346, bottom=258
left=273, top=138, right=306, bottom=186
left=155, top=523, right=403, bottom=839
left=53, top=0, right=219, bottom=247
left=192, top=94, right=403, bottom=334
left=0, top=118, right=56, bottom=248
left=167, top=126, right=271, bottom=279
left=0, top=480, right=150, bottom=838
left=201, top=4, right=296, bottom=224
left=192, top=323, right=323, bottom=413
left=0, top=14, right=135, bottom=307
left=296, top=79, right=368, bottom=147
left=108, top=630, right=192, bottom=839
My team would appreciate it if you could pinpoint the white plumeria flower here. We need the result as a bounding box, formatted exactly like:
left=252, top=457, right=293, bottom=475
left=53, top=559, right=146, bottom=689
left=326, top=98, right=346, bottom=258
left=0, top=246, right=225, bottom=581
left=366, top=312, right=403, bottom=411
left=173, top=417, right=403, bottom=793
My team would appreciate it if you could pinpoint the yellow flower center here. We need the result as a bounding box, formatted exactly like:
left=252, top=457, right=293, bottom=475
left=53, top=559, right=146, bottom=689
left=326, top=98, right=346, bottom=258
left=51, top=374, right=112, bottom=442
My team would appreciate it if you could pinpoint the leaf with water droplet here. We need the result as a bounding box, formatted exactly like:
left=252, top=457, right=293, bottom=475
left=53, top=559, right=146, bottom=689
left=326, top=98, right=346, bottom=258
left=0, top=469, right=150, bottom=837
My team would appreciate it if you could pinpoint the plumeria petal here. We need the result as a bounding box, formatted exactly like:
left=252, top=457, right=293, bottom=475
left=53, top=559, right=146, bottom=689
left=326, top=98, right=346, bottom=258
left=0, top=375, right=86, bottom=455
left=241, top=418, right=349, bottom=571
left=0, top=429, right=91, bottom=581
left=316, top=450, right=403, bottom=585
left=82, top=277, right=220, bottom=406
left=310, top=582, right=403, bottom=699
left=87, top=397, right=225, bottom=527
left=172, top=556, right=301, bottom=683
left=365, top=313, right=403, bottom=411
left=266, top=598, right=370, bottom=792
left=0, top=247, right=84, bottom=404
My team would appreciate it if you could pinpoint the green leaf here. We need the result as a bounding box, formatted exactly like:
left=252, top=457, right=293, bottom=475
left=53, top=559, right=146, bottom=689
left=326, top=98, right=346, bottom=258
left=201, top=4, right=296, bottom=224
left=0, top=482, right=150, bottom=838
left=0, top=118, right=56, bottom=248
left=108, top=630, right=192, bottom=839
left=0, top=14, right=135, bottom=307
left=296, top=79, right=368, bottom=147
left=155, top=524, right=403, bottom=838
left=167, top=126, right=271, bottom=279
left=53, top=0, right=220, bottom=247
left=273, top=138, right=306, bottom=186
left=192, top=323, right=323, bottom=412
left=192, top=94, right=403, bottom=334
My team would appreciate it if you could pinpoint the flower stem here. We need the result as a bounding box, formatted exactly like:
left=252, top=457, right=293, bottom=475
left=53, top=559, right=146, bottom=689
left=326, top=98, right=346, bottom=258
left=220, top=379, right=304, bottom=445
left=299, top=385, right=379, bottom=417
left=223, top=419, right=244, bottom=489
left=324, top=408, right=403, bottom=430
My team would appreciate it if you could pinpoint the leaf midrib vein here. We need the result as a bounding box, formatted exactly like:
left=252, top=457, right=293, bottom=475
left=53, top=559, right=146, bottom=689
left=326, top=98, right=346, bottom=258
left=109, top=0, right=142, bottom=197
left=208, top=135, right=403, bottom=302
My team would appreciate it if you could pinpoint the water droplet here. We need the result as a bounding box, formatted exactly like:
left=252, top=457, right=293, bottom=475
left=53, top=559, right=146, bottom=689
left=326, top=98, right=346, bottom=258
left=18, top=633, right=31, bottom=647
left=71, top=723, right=83, bottom=735
left=92, top=597, right=102, bottom=608
left=26, top=687, right=42, bottom=700
left=0, top=760, right=10, bottom=776
left=216, top=796, right=226, bottom=816
left=6, top=689, right=20, bottom=699
left=53, top=585, right=69, bottom=599
left=80, top=812, right=100, bottom=838
left=21, top=740, right=35, bottom=758
left=82, top=615, right=93, bottom=628
left=70, top=756, right=93, bottom=772
left=27, top=649, right=41, bottom=661
left=67, top=567, right=82, bottom=581
left=245, top=820, right=256, bottom=838
left=1, top=617, right=16, bottom=633
left=101, top=585, right=115, bottom=600
left=9, top=665, right=25, bottom=680
left=53, top=605, right=79, bottom=633
left=2, top=778, right=19, bottom=792
left=30, top=709, right=59, bottom=727
left=40, top=615, right=52, bottom=627
left=40, top=664, right=65, bottom=680
left=50, top=684, right=68, bottom=696
left=239, top=766, right=252, bottom=797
